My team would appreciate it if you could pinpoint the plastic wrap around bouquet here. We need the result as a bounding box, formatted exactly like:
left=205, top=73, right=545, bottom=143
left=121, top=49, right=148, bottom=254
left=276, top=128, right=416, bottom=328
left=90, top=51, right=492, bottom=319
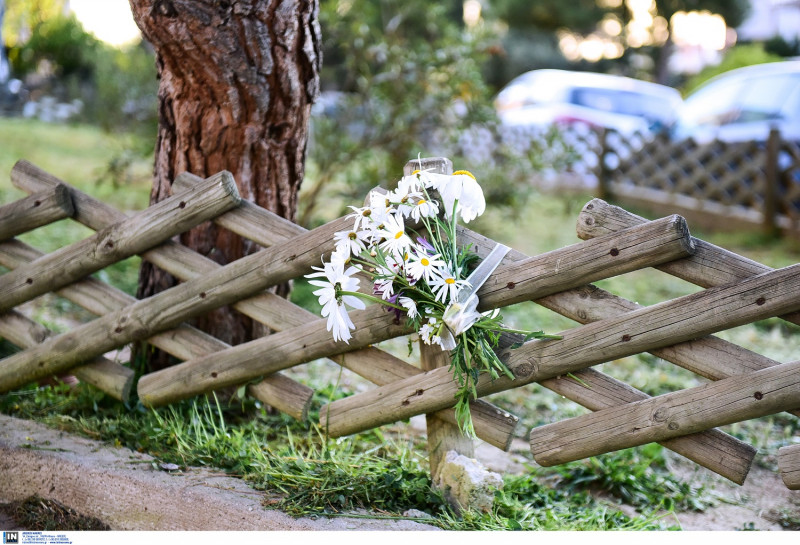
left=306, top=167, right=557, bottom=436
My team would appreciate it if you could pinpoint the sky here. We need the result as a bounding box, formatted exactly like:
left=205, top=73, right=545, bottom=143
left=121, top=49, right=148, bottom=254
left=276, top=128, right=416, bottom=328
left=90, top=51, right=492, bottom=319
left=69, top=0, right=142, bottom=47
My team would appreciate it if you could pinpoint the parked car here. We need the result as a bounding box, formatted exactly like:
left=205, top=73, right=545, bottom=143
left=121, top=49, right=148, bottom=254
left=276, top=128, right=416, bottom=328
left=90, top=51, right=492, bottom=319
left=672, top=61, right=800, bottom=143
left=494, top=69, right=683, bottom=135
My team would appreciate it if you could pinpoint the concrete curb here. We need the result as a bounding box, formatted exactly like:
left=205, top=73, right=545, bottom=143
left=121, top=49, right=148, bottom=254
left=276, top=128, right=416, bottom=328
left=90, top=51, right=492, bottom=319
left=0, top=414, right=440, bottom=531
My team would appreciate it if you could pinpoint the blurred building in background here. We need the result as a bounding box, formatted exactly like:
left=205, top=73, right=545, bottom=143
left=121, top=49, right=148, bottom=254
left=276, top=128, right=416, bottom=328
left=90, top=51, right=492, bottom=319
left=737, top=0, right=800, bottom=43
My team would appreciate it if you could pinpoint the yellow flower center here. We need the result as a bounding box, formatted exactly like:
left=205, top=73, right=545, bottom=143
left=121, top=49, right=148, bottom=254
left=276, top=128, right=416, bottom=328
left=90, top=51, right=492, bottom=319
left=445, top=277, right=455, bottom=285
left=412, top=169, right=421, bottom=175
left=417, top=199, right=426, bottom=205
left=394, top=231, right=404, bottom=240
left=362, top=209, right=371, bottom=217
left=453, top=170, right=476, bottom=180
left=421, top=258, right=430, bottom=266
left=348, top=232, right=357, bottom=240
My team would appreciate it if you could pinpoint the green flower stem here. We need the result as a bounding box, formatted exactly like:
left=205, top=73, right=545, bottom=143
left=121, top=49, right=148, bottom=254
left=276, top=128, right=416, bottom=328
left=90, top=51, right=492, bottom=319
left=337, top=290, right=406, bottom=311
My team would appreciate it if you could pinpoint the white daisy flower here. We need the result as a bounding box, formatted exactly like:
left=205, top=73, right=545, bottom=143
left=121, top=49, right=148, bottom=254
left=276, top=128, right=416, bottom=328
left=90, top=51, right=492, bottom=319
left=306, top=259, right=366, bottom=343
left=408, top=195, right=439, bottom=222
left=399, top=296, right=418, bottom=319
left=420, top=170, right=485, bottom=223
left=334, top=228, right=369, bottom=256
left=377, top=214, right=412, bottom=257
left=346, top=205, right=375, bottom=231
left=406, top=249, right=445, bottom=282
left=428, top=266, right=470, bottom=303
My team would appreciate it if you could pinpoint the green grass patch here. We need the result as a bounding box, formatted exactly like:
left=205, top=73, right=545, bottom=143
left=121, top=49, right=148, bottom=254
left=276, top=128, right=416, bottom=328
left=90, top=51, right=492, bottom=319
left=0, top=383, right=679, bottom=530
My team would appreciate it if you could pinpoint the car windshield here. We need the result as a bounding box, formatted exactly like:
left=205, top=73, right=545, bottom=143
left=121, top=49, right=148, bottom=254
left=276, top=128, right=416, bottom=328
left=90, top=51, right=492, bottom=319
left=568, top=87, right=673, bottom=122
left=684, top=72, right=800, bottom=126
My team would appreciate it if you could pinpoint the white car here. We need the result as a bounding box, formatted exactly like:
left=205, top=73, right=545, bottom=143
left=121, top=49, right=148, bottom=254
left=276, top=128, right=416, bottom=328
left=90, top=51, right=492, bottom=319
left=673, top=61, right=800, bottom=143
left=494, top=69, right=683, bottom=135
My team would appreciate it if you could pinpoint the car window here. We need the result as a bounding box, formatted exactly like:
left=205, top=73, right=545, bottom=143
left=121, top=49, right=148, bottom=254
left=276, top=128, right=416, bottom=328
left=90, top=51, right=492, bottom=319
left=732, top=74, right=800, bottom=122
left=569, top=87, right=674, bottom=122
left=683, top=72, right=800, bottom=127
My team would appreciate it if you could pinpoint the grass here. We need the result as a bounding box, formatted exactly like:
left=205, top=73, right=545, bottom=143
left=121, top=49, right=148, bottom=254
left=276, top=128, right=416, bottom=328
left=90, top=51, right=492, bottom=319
left=1, top=117, right=799, bottom=529
left=0, top=383, right=679, bottom=530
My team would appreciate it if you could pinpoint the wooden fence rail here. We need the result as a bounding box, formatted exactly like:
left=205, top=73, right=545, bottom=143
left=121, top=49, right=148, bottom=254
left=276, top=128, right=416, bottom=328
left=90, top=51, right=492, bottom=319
left=1, top=158, right=798, bottom=494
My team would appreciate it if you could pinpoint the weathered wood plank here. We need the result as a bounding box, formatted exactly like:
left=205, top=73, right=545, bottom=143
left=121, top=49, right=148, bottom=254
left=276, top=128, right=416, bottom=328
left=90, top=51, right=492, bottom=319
left=134, top=216, right=694, bottom=407
left=538, top=368, right=754, bottom=484
left=320, top=263, right=800, bottom=438
left=0, top=171, right=241, bottom=313
left=0, top=237, right=312, bottom=418
left=778, top=444, right=800, bottom=490
left=174, top=172, right=519, bottom=449
left=535, top=284, right=800, bottom=419
left=476, top=215, right=695, bottom=310
left=173, top=172, right=306, bottom=247
left=0, top=200, right=367, bottom=392
left=0, top=310, right=134, bottom=401
left=247, top=375, right=314, bottom=422
left=529, top=359, right=800, bottom=466
left=0, top=184, right=74, bottom=241
left=577, top=198, right=800, bottom=299
left=9, top=164, right=313, bottom=420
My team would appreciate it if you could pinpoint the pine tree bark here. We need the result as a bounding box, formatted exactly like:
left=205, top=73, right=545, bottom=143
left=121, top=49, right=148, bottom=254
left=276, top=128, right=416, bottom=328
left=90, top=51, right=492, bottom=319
left=129, top=0, right=320, bottom=367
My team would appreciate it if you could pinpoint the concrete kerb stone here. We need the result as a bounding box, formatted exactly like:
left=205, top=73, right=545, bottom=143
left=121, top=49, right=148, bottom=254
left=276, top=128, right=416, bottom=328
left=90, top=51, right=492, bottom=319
left=0, top=414, right=440, bottom=531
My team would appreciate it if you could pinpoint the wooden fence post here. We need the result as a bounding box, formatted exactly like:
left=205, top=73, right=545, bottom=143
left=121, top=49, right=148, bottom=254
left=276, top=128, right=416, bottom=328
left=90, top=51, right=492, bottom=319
left=403, top=157, right=475, bottom=484
left=763, top=127, right=781, bottom=236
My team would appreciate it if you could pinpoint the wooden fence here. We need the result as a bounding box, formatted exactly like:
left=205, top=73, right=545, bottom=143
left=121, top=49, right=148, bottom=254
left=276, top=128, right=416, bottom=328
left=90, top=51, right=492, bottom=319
left=591, top=128, right=800, bottom=237
left=1, top=158, right=799, bottom=497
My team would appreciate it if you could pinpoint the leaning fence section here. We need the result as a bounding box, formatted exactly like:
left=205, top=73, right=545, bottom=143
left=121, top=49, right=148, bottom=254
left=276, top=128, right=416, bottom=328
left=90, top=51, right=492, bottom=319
left=594, top=128, right=800, bottom=236
left=0, top=158, right=798, bottom=495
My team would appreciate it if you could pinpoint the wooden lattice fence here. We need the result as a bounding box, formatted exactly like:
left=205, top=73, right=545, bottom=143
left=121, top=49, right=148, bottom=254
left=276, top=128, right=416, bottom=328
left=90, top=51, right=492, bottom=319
left=1, top=158, right=799, bottom=496
left=594, top=128, right=800, bottom=236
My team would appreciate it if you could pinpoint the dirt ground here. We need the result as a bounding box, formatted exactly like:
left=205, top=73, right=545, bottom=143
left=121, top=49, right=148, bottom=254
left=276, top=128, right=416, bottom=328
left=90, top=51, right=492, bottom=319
left=1, top=412, right=798, bottom=531
left=472, top=433, right=800, bottom=531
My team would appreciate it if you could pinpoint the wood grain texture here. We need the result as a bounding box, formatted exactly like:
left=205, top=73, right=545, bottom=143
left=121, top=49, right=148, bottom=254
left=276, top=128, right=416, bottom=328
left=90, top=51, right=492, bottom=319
left=778, top=444, right=800, bottom=490
left=537, top=368, right=754, bottom=484
left=0, top=310, right=134, bottom=401
left=0, top=184, right=73, bottom=241
left=137, top=214, right=694, bottom=407
left=321, top=263, right=800, bottom=438
left=171, top=172, right=520, bottom=450
left=530, top=359, right=800, bottom=466
left=0, top=171, right=241, bottom=313
left=577, top=198, right=800, bottom=326
left=8, top=164, right=312, bottom=420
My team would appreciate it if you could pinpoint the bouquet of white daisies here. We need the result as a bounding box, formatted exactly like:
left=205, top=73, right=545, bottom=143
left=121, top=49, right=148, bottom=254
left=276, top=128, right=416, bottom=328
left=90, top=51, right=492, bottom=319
left=306, top=168, right=556, bottom=436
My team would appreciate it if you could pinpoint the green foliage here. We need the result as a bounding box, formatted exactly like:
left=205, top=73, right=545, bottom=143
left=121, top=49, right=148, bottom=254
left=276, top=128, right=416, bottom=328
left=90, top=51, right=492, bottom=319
left=681, top=44, right=784, bottom=96
left=552, top=446, right=714, bottom=512
left=302, top=0, right=549, bottom=228
left=0, top=383, right=674, bottom=530
left=83, top=41, right=158, bottom=138
left=1, top=0, right=65, bottom=49
left=491, top=0, right=609, bottom=33
left=764, top=35, right=800, bottom=58
left=8, top=13, right=99, bottom=78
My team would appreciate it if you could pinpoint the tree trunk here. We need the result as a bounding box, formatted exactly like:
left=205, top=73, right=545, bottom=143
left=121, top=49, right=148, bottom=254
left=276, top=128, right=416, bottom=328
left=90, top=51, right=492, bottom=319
left=128, top=0, right=320, bottom=368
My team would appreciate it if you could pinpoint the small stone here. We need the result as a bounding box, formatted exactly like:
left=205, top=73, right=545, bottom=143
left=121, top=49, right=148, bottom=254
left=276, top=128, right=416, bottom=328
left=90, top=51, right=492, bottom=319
left=403, top=509, right=430, bottom=519
left=435, top=450, right=503, bottom=513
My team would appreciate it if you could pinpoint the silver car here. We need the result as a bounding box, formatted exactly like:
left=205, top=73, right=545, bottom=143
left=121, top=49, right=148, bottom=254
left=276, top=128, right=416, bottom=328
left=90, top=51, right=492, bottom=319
left=673, top=60, right=800, bottom=143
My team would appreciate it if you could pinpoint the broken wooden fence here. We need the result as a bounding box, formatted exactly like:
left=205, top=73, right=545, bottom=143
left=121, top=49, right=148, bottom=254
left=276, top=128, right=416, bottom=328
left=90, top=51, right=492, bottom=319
left=1, top=158, right=798, bottom=492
